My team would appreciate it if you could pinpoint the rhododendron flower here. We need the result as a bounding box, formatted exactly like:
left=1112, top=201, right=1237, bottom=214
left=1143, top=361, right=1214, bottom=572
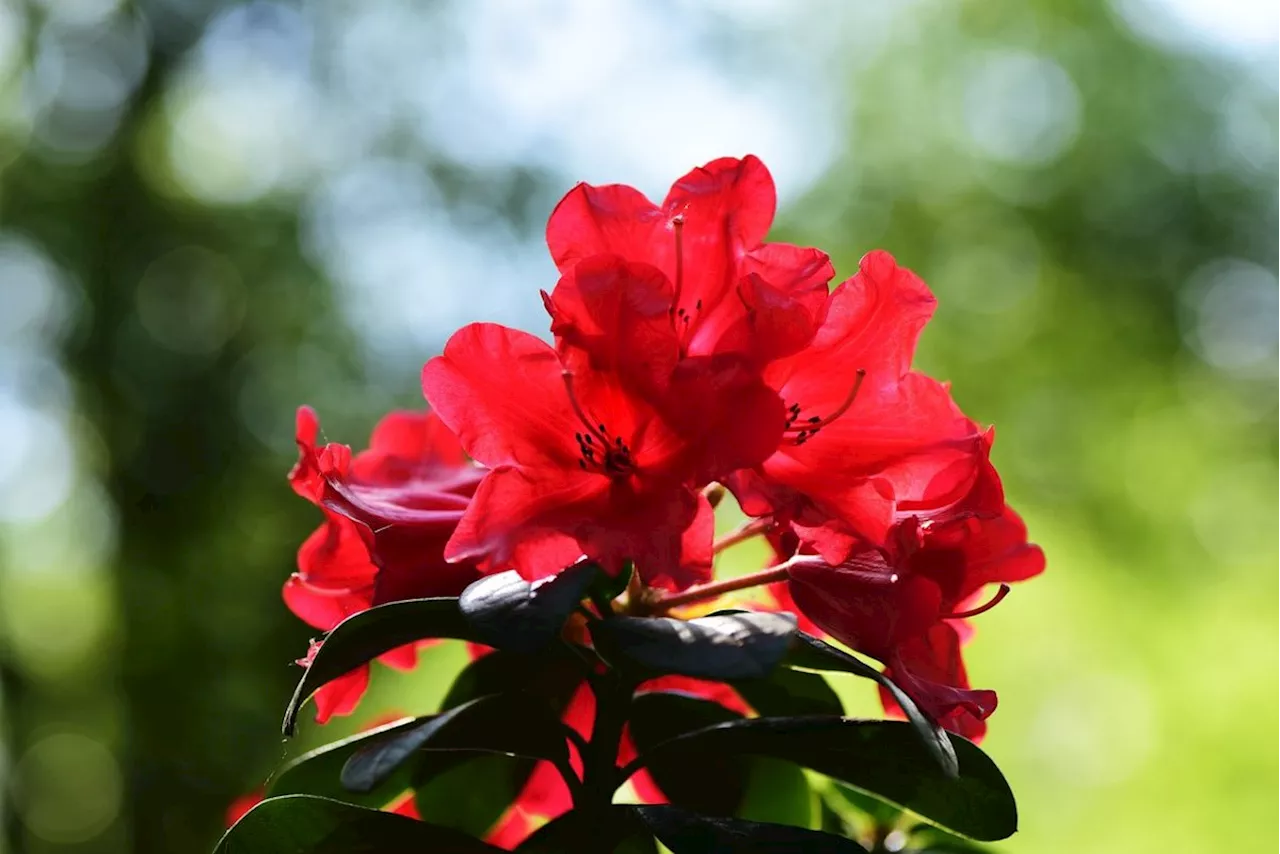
left=546, top=155, right=834, bottom=368
left=786, top=454, right=1044, bottom=739
left=286, top=406, right=483, bottom=721
left=728, top=250, right=988, bottom=562
left=421, top=320, right=782, bottom=589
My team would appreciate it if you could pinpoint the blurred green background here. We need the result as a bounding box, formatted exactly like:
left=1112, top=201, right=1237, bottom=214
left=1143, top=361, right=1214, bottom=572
left=0, top=0, right=1274, bottom=851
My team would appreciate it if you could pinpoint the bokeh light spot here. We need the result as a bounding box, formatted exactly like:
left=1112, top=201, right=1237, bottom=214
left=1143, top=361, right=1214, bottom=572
left=13, top=732, right=122, bottom=843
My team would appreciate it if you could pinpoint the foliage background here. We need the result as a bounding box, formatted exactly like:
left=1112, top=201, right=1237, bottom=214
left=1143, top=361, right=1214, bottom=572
left=0, top=0, right=1274, bottom=851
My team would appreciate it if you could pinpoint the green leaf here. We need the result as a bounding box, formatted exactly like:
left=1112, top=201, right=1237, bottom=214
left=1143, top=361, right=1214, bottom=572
left=267, top=717, right=423, bottom=807
left=514, top=806, right=657, bottom=853
left=215, top=794, right=503, bottom=853
left=635, top=804, right=869, bottom=853
left=628, top=691, right=746, bottom=816
left=341, top=694, right=571, bottom=793
left=592, top=612, right=797, bottom=680
left=282, top=597, right=477, bottom=736
left=785, top=633, right=958, bottom=777
left=825, top=781, right=903, bottom=830
left=628, top=717, right=1017, bottom=842
left=628, top=691, right=815, bottom=830
left=459, top=561, right=599, bottom=652
left=413, top=753, right=537, bottom=839
left=737, top=757, right=817, bottom=830
left=734, top=665, right=844, bottom=718
left=908, top=825, right=994, bottom=853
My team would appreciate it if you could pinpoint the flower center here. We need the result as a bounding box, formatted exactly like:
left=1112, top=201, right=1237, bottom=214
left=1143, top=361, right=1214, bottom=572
left=783, top=368, right=867, bottom=446
left=562, top=371, right=636, bottom=477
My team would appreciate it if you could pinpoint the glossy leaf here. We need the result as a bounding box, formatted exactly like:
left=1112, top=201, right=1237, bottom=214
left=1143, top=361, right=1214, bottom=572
left=282, top=597, right=476, bottom=735
left=267, top=717, right=422, bottom=807
left=734, top=665, right=843, bottom=718
left=459, top=561, right=599, bottom=651
left=635, top=804, right=869, bottom=853
left=515, top=806, right=657, bottom=853
left=629, top=691, right=746, bottom=816
left=786, top=632, right=957, bottom=777
left=341, top=694, right=570, bottom=793
left=441, top=647, right=586, bottom=713
left=592, top=612, right=797, bottom=680
left=215, top=794, right=503, bottom=853
left=628, top=717, right=1016, bottom=841
left=413, top=753, right=537, bottom=839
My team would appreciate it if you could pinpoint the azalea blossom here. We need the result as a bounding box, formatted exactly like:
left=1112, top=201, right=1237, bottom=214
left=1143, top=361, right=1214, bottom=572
left=421, top=317, right=781, bottom=590
left=286, top=406, right=483, bottom=721
left=785, top=444, right=1044, bottom=739
left=546, top=155, right=834, bottom=368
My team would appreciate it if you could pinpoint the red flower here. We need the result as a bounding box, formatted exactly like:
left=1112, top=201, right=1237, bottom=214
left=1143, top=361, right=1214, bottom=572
left=421, top=320, right=781, bottom=590
left=546, top=155, right=833, bottom=369
left=727, top=250, right=988, bottom=562
left=286, top=406, right=484, bottom=722
left=785, top=444, right=1044, bottom=739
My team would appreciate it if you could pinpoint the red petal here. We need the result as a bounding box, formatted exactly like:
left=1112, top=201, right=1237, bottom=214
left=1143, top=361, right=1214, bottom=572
left=377, top=643, right=420, bottom=671
left=289, top=405, right=327, bottom=502
left=764, top=372, right=983, bottom=558
left=310, top=664, right=371, bottom=723
left=422, top=323, right=584, bottom=471
left=881, top=623, right=996, bottom=741
left=788, top=555, right=943, bottom=661
left=350, top=410, right=472, bottom=482
left=546, top=182, right=666, bottom=275
left=444, top=466, right=597, bottom=578
left=546, top=255, right=680, bottom=398
left=662, top=157, right=778, bottom=351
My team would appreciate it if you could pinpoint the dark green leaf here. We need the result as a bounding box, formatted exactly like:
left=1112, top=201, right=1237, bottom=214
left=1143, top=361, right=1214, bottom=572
left=441, top=647, right=586, bottom=712
left=515, top=806, right=657, bottom=853
left=215, top=794, right=503, bottom=853
left=592, top=612, right=797, bottom=680
left=635, top=804, right=869, bottom=853
left=459, top=561, right=599, bottom=651
left=628, top=691, right=746, bottom=816
left=734, top=665, right=843, bottom=718
left=267, top=717, right=423, bottom=807
left=282, top=597, right=477, bottom=736
left=628, top=692, right=815, bottom=828
left=786, top=633, right=957, bottom=777
left=341, top=694, right=570, bottom=792
left=628, top=717, right=1016, bottom=841
left=736, top=757, right=816, bottom=829
left=825, top=781, right=903, bottom=829
left=413, top=753, right=537, bottom=839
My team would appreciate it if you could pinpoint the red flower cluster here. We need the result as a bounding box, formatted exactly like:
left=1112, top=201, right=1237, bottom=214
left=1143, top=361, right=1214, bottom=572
left=283, top=155, right=1041, bottom=792
left=285, top=406, right=484, bottom=720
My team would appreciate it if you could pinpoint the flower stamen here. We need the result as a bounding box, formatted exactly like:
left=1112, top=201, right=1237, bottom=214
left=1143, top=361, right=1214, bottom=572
left=563, top=371, right=636, bottom=476
left=942, top=584, right=1010, bottom=620
left=784, top=369, right=867, bottom=444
